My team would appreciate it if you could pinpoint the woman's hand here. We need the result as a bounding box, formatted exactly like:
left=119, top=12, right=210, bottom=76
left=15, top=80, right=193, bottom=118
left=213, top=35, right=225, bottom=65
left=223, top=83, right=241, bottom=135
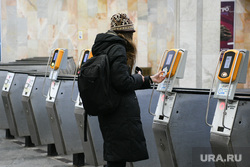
left=150, top=71, right=165, bottom=83
left=138, top=71, right=145, bottom=82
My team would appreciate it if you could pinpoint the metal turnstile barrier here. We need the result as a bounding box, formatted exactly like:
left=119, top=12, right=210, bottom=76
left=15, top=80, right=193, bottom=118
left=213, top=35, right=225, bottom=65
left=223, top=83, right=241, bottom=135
left=22, top=74, right=54, bottom=146
left=2, top=72, right=30, bottom=137
left=74, top=94, right=105, bottom=166
left=152, top=49, right=187, bottom=167
left=0, top=70, right=9, bottom=130
left=0, top=56, right=76, bottom=138
left=45, top=76, right=83, bottom=155
left=205, top=49, right=250, bottom=167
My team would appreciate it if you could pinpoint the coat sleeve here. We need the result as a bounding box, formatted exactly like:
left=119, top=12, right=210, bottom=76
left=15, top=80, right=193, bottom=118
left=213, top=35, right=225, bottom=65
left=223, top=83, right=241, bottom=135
left=140, top=76, right=151, bottom=89
left=109, top=45, right=144, bottom=92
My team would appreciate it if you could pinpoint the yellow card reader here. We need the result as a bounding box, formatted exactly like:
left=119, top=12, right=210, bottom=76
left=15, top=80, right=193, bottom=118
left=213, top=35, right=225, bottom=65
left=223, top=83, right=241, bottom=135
left=79, top=49, right=93, bottom=67
left=160, top=49, right=183, bottom=78
left=50, top=48, right=65, bottom=70
left=217, top=50, right=243, bottom=83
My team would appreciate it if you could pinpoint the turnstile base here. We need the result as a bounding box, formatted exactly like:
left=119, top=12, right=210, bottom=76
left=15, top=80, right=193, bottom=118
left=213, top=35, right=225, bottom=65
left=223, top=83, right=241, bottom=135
left=47, top=144, right=58, bottom=156
left=5, top=129, right=14, bottom=139
left=73, top=153, right=85, bottom=167
left=25, top=136, right=35, bottom=147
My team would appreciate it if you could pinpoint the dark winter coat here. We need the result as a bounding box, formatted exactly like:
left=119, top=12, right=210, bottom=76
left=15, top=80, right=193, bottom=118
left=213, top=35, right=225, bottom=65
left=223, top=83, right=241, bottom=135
left=91, top=31, right=151, bottom=162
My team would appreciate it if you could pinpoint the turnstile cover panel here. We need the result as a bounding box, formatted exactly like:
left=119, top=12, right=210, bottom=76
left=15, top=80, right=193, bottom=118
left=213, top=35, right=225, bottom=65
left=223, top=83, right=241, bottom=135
left=0, top=71, right=9, bottom=129
left=9, top=73, right=30, bottom=136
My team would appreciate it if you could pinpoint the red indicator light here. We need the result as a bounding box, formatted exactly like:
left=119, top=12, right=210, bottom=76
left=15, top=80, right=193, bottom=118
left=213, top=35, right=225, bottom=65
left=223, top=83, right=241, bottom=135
left=161, top=94, right=165, bottom=102
left=52, top=81, right=55, bottom=87
left=219, top=101, right=225, bottom=110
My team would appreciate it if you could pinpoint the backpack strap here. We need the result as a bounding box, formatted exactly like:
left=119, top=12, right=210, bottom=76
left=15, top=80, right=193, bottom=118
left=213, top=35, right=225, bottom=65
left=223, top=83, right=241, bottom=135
left=84, top=111, right=88, bottom=142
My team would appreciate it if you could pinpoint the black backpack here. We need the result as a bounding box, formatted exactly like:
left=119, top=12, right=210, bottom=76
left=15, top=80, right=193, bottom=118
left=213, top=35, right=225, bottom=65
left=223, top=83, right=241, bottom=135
left=77, top=45, right=120, bottom=140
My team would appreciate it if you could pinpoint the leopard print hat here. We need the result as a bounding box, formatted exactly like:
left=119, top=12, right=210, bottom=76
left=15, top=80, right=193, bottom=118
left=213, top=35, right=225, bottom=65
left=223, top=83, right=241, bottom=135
left=110, top=13, right=135, bottom=32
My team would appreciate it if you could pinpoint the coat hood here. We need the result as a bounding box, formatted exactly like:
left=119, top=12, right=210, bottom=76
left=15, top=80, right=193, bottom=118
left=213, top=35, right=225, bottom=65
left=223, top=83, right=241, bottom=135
left=91, top=31, right=126, bottom=56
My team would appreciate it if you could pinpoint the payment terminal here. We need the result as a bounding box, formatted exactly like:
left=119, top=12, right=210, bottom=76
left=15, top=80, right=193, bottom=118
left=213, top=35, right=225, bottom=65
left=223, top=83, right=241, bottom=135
left=214, top=49, right=248, bottom=100
left=79, top=49, right=92, bottom=66
left=157, top=49, right=187, bottom=92
left=160, top=49, right=182, bottom=78
left=155, top=49, right=187, bottom=119
left=77, top=49, right=92, bottom=73
left=50, top=49, right=65, bottom=70
left=217, top=50, right=243, bottom=83
left=153, top=49, right=187, bottom=167
left=42, top=48, right=68, bottom=102
left=49, top=48, right=68, bottom=80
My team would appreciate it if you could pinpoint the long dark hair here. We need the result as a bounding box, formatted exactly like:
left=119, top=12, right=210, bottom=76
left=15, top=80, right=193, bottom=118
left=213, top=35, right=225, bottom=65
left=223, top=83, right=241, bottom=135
left=116, top=31, right=137, bottom=74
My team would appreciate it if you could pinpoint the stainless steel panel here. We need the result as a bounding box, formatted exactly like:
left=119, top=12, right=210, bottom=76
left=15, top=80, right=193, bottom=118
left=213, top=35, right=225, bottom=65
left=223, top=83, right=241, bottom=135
left=9, top=73, right=30, bottom=136
left=210, top=133, right=236, bottom=167
left=75, top=107, right=104, bottom=166
left=46, top=80, right=83, bottom=155
left=46, top=101, right=66, bottom=154
left=2, top=73, right=29, bottom=137
left=24, top=76, right=54, bottom=145
left=152, top=91, right=217, bottom=167
left=22, top=96, right=41, bottom=145
left=31, top=76, right=54, bottom=145
left=2, top=91, right=18, bottom=136
left=170, top=93, right=217, bottom=167
left=0, top=71, right=9, bottom=129
left=134, top=89, right=161, bottom=167
left=152, top=123, right=177, bottom=167
left=210, top=100, right=250, bottom=167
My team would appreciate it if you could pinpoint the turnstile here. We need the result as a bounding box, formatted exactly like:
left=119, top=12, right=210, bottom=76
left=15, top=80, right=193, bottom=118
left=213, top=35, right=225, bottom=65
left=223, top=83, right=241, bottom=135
left=153, top=88, right=217, bottom=167
left=209, top=97, right=250, bottom=167
left=0, top=70, right=9, bottom=130
left=152, top=49, right=188, bottom=167
left=74, top=94, right=105, bottom=166
left=206, top=49, right=250, bottom=167
left=22, top=74, right=54, bottom=146
left=0, top=57, right=76, bottom=140
left=2, top=72, right=30, bottom=137
left=45, top=76, right=83, bottom=155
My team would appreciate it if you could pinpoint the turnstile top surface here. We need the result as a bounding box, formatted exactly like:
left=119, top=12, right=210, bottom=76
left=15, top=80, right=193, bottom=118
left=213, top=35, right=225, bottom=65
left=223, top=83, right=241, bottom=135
left=172, top=87, right=250, bottom=100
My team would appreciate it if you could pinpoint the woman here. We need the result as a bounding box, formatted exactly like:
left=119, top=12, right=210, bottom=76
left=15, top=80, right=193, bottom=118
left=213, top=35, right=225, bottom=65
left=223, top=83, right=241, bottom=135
left=91, top=13, right=165, bottom=167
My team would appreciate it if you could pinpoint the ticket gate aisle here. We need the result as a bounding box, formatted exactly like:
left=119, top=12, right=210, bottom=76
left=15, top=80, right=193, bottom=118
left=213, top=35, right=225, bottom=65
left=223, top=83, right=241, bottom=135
left=73, top=49, right=158, bottom=167
left=206, top=49, right=250, bottom=167
left=73, top=49, right=104, bottom=166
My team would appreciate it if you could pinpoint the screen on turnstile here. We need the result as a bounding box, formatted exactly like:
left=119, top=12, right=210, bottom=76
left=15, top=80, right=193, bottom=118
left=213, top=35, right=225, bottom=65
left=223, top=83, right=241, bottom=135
left=51, top=50, right=58, bottom=67
left=162, top=50, right=176, bottom=72
left=82, top=50, right=90, bottom=63
left=224, top=56, right=232, bottom=69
